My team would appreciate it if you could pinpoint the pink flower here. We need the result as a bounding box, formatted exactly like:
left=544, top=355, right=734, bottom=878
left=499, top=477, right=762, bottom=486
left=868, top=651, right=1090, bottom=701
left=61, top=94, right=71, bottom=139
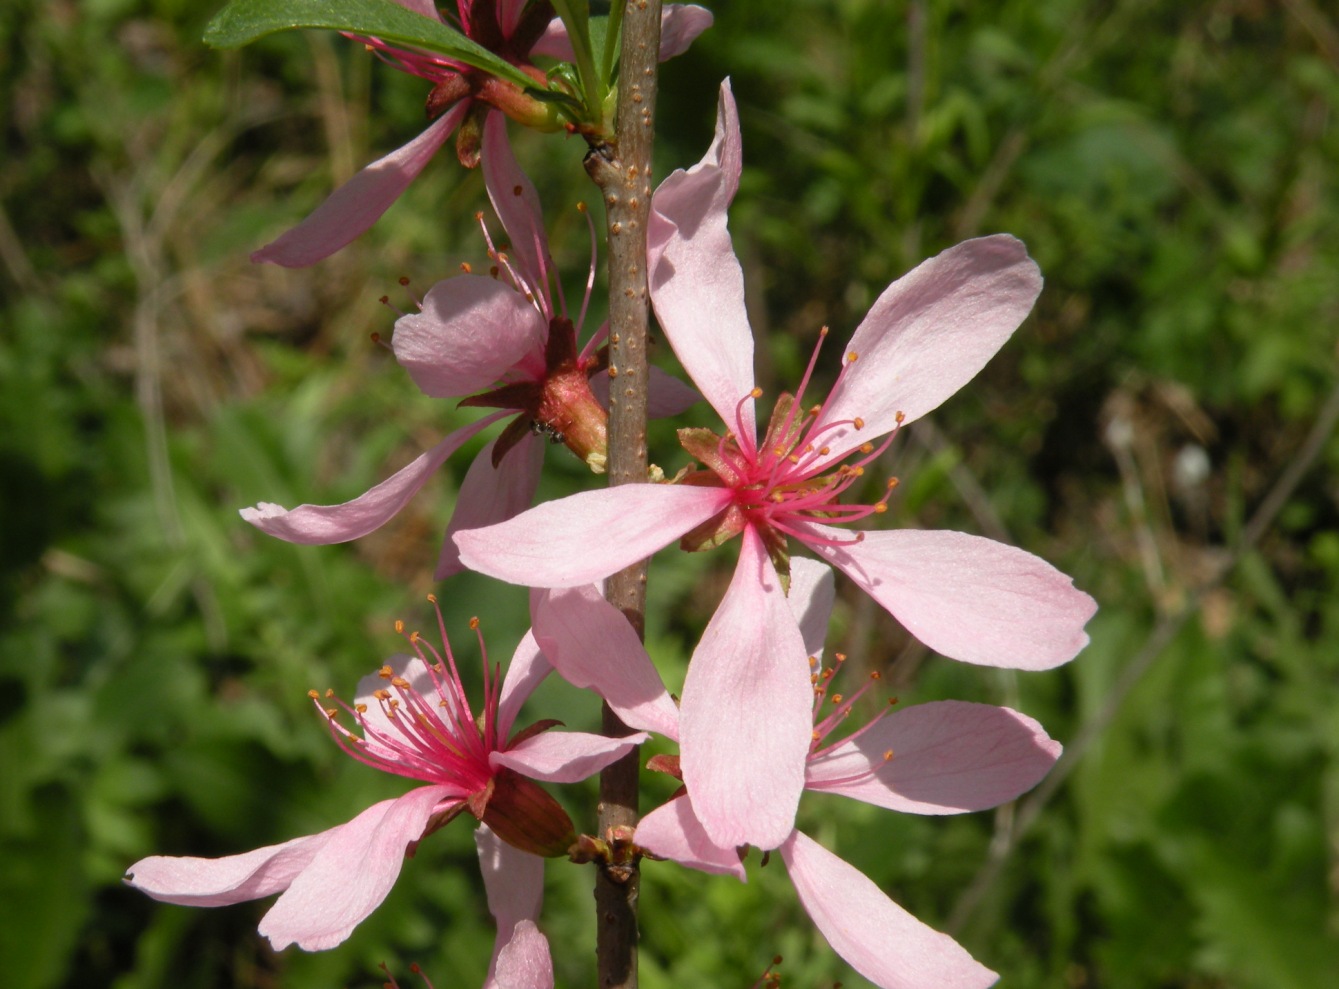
left=254, top=2, right=714, bottom=267
left=124, top=608, right=644, bottom=951
left=240, top=111, right=696, bottom=578
left=532, top=560, right=1060, bottom=989
left=456, top=81, right=1094, bottom=843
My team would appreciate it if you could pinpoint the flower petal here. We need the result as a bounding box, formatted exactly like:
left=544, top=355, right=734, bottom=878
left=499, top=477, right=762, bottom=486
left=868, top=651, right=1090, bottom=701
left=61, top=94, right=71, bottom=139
left=787, top=557, right=836, bottom=661
left=477, top=824, right=546, bottom=989
left=492, top=730, right=648, bottom=783
left=124, top=831, right=329, bottom=907
left=657, top=4, right=715, bottom=59
left=483, top=111, right=551, bottom=299
left=781, top=830, right=997, bottom=989
left=803, top=525, right=1096, bottom=670
left=252, top=103, right=467, bottom=267
left=498, top=628, right=553, bottom=742
left=531, top=5, right=713, bottom=61
left=391, top=0, right=441, bottom=20
left=453, top=484, right=732, bottom=588
left=811, top=235, right=1042, bottom=465
left=496, top=920, right=555, bottom=989
left=393, top=275, right=547, bottom=398
left=436, top=433, right=545, bottom=580
left=635, top=793, right=747, bottom=881
left=589, top=363, right=700, bottom=419
left=259, top=786, right=451, bottom=951
left=531, top=585, right=681, bottom=740
left=240, top=412, right=507, bottom=544
left=648, top=80, right=757, bottom=446
left=678, top=526, right=812, bottom=851
left=807, top=701, right=1060, bottom=814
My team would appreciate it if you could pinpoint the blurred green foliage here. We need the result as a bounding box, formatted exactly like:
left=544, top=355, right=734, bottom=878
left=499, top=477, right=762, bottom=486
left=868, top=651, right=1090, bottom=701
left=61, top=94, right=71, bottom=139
left=2, top=0, right=1338, bottom=987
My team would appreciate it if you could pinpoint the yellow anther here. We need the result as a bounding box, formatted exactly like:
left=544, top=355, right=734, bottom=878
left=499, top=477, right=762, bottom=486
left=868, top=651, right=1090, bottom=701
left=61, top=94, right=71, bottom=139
left=307, top=689, right=320, bottom=699
left=883, top=749, right=894, bottom=762
left=859, top=443, right=873, bottom=454
left=469, top=616, right=480, bottom=630
left=808, top=405, right=822, bottom=417
left=812, top=729, right=821, bottom=740
left=808, top=656, right=819, bottom=668
left=427, top=593, right=438, bottom=604
left=853, top=417, right=864, bottom=429
left=834, top=652, right=847, bottom=663
left=577, top=201, right=588, bottom=213
left=390, top=676, right=410, bottom=689
left=895, top=410, right=906, bottom=424
left=830, top=693, right=844, bottom=705
left=819, top=446, right=830, bottom=456
left=355, top=703, right=368, bottom=713
left=394, top=620, right=405, bottom=634
left=847, top=351, right=859, bottom=363
left=325, top=688, right=335, bottom=698
left=324, top=707, right=338, bottom=718
left=460, top=262, right=472, bottom=274
left=819, top=325, right=830, bottom=337
left=474, top=211, right=484, bottom=221
left=870, top=671, right=881, bottom=680
left=409, top=631, right=422, bottom=643
left=874, top=503, right=887, bottom=514
left=750, top=387, right=763, bottom=399
left=887, top=477, right=900, bottom=490
left=374, top=688, right=392, bottom=700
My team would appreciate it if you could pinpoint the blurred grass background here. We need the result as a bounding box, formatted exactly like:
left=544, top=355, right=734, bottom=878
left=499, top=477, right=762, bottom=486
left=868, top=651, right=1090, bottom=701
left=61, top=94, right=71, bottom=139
left=2, top=1, right=1338, bottom=987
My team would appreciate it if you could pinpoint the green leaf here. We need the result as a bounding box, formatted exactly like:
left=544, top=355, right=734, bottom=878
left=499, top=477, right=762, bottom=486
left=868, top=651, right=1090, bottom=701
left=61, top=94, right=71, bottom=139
left=203, top=0, right=535, bottom=91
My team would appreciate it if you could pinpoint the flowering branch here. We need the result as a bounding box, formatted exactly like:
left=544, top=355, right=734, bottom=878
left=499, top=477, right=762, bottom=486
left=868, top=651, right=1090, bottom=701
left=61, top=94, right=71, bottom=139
left=583, top=2, right=664, bottom=986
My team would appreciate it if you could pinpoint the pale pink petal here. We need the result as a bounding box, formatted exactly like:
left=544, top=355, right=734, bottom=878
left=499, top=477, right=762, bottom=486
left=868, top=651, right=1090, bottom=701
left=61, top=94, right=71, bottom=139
left=590, top=364, right=701, bottom=419
left=498, top=629, right=553, bottom=741
left=453, top=483, right=732, bottom=588
left=389, top=0, right=442, bottom=20
left=252, top=103, right=468, bottom=267
left=393, top=275, right=547, bottom=398
left=240, top=412, right=507, bottom=544
left=531, top=5, right=712, bottom=61
left=801, top=524, right=1096, bottom=670
left=787, top=557, right=836, bottom=661
left=483, top=111, right=550, bottom=296
left=477, top=824, right=545, bottom=989
left=124, top=831, right=329, bottom=907
left=657, top=5, right=715, bottom=58
left=531, top=585, right=681, bottom=740
left=353, top=653, right=431, bottom=761
left=492, top=730, right=648, bottom=783
left=496, top=920, right=555, bottom=989
left=436, top=432, right=545, bottom=579
left=780, top=830, right=997, bottom=989
left=259, top=786, right=452, bottom=951
left=678, top=526, right=812, bottom=851
left=810, top=236, right=1042, bottom=466
left=806, top=701, right=1060, bottom=814
left=648, top=80, right=757, bottom=445
left=635, top=794, right=746, bottom=881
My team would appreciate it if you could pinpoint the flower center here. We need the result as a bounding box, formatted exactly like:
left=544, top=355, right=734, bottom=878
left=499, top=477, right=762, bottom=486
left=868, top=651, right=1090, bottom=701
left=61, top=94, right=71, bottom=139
left=311, top=603, right=502, bottom=795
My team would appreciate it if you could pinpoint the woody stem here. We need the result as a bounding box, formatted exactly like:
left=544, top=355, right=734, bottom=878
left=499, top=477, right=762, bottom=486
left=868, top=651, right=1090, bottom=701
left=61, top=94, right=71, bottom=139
left=583, top=2, right=662, bottom=988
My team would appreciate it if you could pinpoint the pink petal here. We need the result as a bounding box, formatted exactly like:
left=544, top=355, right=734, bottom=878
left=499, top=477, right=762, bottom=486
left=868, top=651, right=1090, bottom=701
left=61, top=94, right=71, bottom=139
left=678, top=526, right=812, bottom=851
left=476, top=824, right=546, bottom=989
left=590, top=364, right=701, bottom=419
left=491, top=729, right=648, bottom=783
left=259, top=786, right=452, bottom=951
left=390, top=0, right=442, bottom=20
left=477, top=822, right=543, bottom=931
left=483, top=111, right=550, bottom=297
left=806, top=701, right=1060, bottom=814
left=252, top=103, right=467, bottom=267
left=802, top=525, right=1096, bottom=670
left=531, top=5, right=713, bottom=61
left=780, top=830, right=997, bottom=989
left=634, top=794, right=746, bottom=881
left=810, top=235, right=1042, bottom=466
left=787, top=557, right=836, bottom=661
left=393, top=275, right=547, bottom=398
left=498, top=629, right=553, bottom=741
left=240, top=412, right=507, bottom=544
left=453, top=483, right=732, bottom=588
left=531, top=585, right=681, bottom=740
left=124, top=831, right=330, bottom=907
left=648, top=80, right=757, bottom=446
left=496, top=920, right=555, bottom=989
left=494, top=0, right=527, bottom=37
left=436, top=433, right=545, bottom=580
left=657, top=5, right=715, bottom=59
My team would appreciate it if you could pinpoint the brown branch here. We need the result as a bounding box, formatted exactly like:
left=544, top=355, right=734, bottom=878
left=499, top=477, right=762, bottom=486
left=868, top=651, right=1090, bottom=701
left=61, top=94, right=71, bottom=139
left=583, top=3, right=664, bottom=987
